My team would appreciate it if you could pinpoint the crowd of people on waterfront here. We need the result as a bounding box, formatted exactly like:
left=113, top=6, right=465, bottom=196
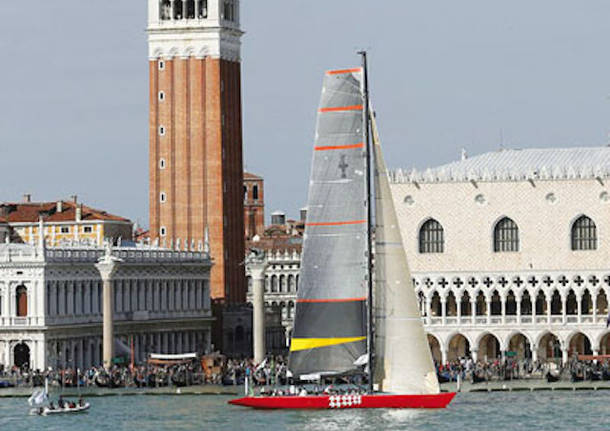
left=0, top=355, right=292, bottom=389
left=435, top=356, right=610, bottom=383
left=3, top=354, right=610, bottom=390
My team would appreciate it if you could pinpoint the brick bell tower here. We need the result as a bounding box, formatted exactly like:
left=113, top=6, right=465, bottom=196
left=147, top=0, right=246, bottom=304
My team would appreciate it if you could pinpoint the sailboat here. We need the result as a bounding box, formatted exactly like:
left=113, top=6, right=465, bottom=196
left=230, top=53, right=456, bottom=409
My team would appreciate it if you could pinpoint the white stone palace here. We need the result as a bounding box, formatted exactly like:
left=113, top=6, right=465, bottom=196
left=247, top=147, right=610, bottom=365
left=0, top=237, right=213, bottom=371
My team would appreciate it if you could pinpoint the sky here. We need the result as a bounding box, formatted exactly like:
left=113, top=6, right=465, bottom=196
left=0, top=1, right=609, bottom=227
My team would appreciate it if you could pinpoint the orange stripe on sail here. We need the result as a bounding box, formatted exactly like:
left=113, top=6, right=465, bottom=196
left=326, top=68, right=362, bottom=75
left=314, top=143, right=364, bottom=151
left=306, top=220, right=366, bottom=227
left=297, top=297, right=366, bottom=303
left=319, top=105, right=363, bottom=113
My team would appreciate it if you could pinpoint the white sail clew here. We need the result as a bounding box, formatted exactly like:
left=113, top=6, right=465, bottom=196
left=371, top=113, right=440, bottom=395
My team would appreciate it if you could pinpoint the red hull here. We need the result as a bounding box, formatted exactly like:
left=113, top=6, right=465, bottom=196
left=229, top=392, right=456, bottom=409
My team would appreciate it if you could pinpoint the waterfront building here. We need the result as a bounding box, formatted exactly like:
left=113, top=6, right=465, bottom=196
left=246, top=147, right=610, bottom=365
left=1, top=196, right=132, bottom=247
left=147, top=0, right=246, bottom=304
left=245, top=215, right=303, bottom=350
left=0, top=236, right=213, bottom=370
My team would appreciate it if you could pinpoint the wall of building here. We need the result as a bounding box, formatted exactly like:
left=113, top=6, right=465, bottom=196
left=0, top=243, right=213, bottom=370
left=391, top=178, right=610, bottom=272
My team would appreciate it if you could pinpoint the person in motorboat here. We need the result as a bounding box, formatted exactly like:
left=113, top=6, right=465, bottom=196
left=78, top=396, right=85, bottom=407
left=58, top=396, right=65, bottom=409
left=298, top=388, right=308, bottom=396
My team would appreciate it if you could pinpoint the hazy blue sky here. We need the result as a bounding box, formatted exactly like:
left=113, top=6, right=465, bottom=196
left=1, top=1, right=609, bottom=227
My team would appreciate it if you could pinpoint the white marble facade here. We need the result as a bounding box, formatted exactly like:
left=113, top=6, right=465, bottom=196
left=0, top=242, right=213, bottom=371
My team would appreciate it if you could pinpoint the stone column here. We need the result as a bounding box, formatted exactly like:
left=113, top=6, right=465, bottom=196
left=440, top=299, right=447, bottom=325
left=248, top=252, right=268, bottom=364
left=516, top=296, right=521, bottom=324
left=470, top=299, right=476, bottom=324
left=546, top=299, right=552, bottom=324
left=486, top=298, right=491, bottom=325
left=95, top=246, right=121, bottom=369
left=577, top=294, right=582, bottom=324
left=501, top=298, right=506, bottom=324
left=531, top=298, right=535, bottom=323
left=561, top=298, right=567, bottom=324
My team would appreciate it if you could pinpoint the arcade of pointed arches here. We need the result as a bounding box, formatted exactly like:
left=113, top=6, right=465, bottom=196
left=426, top=329, right=610, bottom=365
left=415, top=272, right=610, bottom=324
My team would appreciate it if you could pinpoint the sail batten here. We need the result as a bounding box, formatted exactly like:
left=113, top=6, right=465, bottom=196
left=288, top=69, right=368, bottom=377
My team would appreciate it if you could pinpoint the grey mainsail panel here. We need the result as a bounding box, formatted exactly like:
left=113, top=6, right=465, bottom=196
left=288, top=69, right=368, bottom=377
left=371, top=113, right=440, bottom=394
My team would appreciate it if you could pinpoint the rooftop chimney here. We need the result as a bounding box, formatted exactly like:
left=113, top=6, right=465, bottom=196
left=76, top=204, right=82, bottom=222
left=56, top=201, right=63, bottom=213
left=70, top=195, right=78, bottom=204
left=23, top=194, right=31, bottom=203
left=300, top=207, right=307, bottom=222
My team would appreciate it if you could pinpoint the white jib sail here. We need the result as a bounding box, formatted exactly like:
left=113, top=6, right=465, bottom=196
left=371, top=113, right=440, bottom=395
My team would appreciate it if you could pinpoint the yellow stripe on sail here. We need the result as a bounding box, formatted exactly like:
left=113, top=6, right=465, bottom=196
left=290, top=336, right=366, bottom=352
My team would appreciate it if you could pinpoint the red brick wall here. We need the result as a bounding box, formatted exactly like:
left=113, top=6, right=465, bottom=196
left=149, top=57, right=245, bottom=304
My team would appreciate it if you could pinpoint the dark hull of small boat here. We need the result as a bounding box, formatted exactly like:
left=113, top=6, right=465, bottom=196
left=546, top=373, right=560, bottom=383
left=229, top=393, right=456, bottom=409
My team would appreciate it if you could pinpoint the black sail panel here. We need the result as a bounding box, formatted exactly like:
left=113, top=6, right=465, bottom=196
left=288, top=68, right=368, bottom=377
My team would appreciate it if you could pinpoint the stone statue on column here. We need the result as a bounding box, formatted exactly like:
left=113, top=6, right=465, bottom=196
left=247, top=248, right=267, bottom=364
left=95, top=239, right=122, bottom=369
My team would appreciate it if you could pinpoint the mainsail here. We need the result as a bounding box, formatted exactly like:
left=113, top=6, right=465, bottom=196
left=371, top=113, right=440, bottom=394
left=288, top=68, right=368, bottom=377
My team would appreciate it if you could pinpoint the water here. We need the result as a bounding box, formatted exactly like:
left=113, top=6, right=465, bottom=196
left=1, top=391, right=609, bottom=431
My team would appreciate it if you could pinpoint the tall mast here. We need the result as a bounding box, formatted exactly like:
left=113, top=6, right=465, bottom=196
left=359, top=50, right=374, bottom=394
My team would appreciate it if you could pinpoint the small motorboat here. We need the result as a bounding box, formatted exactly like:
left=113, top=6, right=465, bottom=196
left=31, top=402, right=90, bottom=416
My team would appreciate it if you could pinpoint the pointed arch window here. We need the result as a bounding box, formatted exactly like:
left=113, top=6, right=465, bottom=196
left=494, top=217, right=519, bottom=252
left=571, top=215, right=597, bottom=250
left=419, top=219, right=444, bottom=253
